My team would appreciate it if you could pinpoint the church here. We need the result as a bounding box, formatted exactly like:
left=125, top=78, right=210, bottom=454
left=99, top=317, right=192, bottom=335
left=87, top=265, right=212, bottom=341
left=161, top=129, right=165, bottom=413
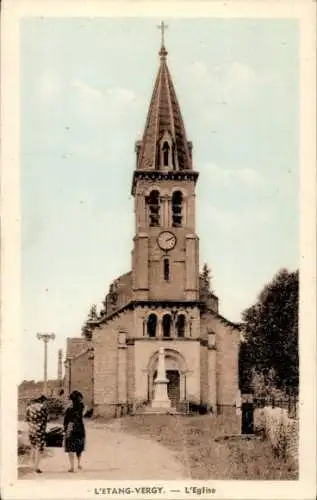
left=64, top=30, right=241, bottom=418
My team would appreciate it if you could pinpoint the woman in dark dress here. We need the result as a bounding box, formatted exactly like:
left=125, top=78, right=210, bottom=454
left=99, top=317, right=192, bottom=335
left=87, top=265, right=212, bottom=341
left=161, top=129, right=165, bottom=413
left=63, top=390, right=86, bottom=472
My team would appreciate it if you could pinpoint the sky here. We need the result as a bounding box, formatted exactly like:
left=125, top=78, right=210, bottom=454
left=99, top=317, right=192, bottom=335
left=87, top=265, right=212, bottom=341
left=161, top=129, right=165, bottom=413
left=20, top=17, right=299, bottom=382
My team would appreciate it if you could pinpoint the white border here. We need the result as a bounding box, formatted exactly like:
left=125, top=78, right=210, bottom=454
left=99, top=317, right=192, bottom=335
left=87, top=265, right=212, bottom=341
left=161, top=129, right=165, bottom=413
left=1, top=1, right=316, bottom=499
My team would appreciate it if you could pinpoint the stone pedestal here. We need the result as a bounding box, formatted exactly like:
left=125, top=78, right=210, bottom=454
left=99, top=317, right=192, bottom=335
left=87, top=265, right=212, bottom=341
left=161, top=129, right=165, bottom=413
left=151, top=347, right=171, bottom=410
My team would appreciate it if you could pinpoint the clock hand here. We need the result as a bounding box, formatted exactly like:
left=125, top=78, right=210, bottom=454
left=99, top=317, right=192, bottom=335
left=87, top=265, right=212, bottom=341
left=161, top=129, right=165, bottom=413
left=166, top=237, right=174, bottom=242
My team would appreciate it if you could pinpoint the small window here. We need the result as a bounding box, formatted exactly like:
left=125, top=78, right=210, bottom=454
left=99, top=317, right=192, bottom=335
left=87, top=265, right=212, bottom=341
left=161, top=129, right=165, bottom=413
left=176, top=314, right=186, bottom=337
left=147, top=314, right=157, bottom=337
left=163, top=258, right=170, bottom=281
left=172, top=191, right=183, bottom=227
left=162, top=314, right=172, bottom=337
left=146, top=190, right=160, bottom=227
left=162, top=141, right=170, bottom=167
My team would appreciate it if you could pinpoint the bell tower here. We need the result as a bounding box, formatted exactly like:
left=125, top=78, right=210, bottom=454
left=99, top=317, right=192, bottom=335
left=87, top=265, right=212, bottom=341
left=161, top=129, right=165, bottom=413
left=131, top=25, right=199, bottom=303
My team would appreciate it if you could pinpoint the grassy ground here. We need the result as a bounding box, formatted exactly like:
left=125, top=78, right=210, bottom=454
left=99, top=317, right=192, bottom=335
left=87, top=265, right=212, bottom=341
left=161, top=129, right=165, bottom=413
left=119, top=414, right=298, bottom=480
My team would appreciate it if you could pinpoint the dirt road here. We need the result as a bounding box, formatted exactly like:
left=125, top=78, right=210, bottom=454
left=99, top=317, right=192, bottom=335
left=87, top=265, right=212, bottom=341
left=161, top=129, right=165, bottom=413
left=19, top=419, right=188, bottom=480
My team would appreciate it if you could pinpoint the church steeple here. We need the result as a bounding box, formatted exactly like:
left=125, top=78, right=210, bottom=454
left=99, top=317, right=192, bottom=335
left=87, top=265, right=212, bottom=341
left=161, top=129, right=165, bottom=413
left=135, top=22, right=193, bottom=174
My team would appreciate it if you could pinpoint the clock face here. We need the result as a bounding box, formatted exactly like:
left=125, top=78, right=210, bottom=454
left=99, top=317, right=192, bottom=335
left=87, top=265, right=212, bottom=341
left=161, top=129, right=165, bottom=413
left=157, top=231, right=176, bottom=251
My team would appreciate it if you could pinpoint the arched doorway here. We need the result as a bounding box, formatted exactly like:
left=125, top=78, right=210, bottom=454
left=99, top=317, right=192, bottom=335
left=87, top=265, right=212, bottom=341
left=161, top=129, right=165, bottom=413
left=167, top=370, right=180, bottom=406
left=148, top=349, right=187, bottom=408
left=152, top=369, right=180, bottom=407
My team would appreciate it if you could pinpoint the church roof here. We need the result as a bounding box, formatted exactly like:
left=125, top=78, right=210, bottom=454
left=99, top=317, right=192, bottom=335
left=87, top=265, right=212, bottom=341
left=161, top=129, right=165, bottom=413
left=136, top=43, right=192, bottom=171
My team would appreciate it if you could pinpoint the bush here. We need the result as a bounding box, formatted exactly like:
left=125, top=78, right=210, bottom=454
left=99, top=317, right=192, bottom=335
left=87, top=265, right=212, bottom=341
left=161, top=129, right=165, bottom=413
left=261, top=407, right=298, bottom=464
left=188, top=402, right=208, bottom=414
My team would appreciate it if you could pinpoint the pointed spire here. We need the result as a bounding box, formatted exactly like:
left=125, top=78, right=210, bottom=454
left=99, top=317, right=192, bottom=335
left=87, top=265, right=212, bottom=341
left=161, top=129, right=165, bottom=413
left=136, top=24, right=192, bottom=172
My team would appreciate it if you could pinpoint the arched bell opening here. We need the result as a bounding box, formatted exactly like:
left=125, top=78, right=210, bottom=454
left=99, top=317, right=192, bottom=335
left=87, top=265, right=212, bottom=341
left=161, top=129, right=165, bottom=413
left=147, top=313, right=157, bottom=337
left=146, top=190, right=160, bottom=227
left=176, top=314, right=186, bottom=337
left=162, top=314, right=172, bottom=337
left=172, top=191, right=183, bottom=227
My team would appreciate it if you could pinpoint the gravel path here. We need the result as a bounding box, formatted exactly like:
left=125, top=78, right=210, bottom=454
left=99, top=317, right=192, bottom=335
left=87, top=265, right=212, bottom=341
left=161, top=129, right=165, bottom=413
left=19, top=419, right=188, bottom=480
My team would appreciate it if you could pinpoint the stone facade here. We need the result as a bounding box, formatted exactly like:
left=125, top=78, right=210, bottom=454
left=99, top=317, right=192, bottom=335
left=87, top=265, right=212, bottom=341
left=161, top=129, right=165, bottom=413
left=64, top=337, right=93, bottom=407
left=66, top=39, right=241, bottom=415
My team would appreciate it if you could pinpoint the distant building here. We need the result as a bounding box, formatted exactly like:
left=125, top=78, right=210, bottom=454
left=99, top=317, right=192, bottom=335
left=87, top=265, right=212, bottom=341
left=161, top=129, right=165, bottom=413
left=64, top=337, right=94, bottom=408
left=18, top=379, right=63, bottom=420
left=19, top=379, right=62, bottom=399
left=65, top=37, right=241, bottom=417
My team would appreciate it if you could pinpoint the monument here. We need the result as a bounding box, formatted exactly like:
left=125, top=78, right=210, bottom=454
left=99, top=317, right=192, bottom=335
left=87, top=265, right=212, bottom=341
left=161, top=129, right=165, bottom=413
left=151, top=348, right=171, bottom=411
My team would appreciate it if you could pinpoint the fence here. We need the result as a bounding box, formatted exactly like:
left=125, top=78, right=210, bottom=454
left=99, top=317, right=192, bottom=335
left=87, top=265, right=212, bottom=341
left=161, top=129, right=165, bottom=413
left=253, top=395, right=298, bottom=419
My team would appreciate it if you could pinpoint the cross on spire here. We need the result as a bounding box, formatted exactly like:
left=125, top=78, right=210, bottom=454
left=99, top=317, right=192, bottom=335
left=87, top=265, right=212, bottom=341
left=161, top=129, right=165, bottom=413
left=157, top=20, right=168, bottom=54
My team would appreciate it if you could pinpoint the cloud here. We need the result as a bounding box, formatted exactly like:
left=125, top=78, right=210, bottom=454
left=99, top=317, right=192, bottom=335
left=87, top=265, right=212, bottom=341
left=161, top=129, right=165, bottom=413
left=199, top=199, right=272, bottom=239
left=186, top=61, right=280, bottom=118
left=190, top=61, right=210, bottom=84
left=190, top=60, right=257, bottom=88
left=189, top=60, right=278, bottom=88
left=70, top=79, right=144, bottom=124
left=105, top=88, right=136, bottom=103
left=71, top=79, right=103, bottom=100
left=227, top=62, right=257, bottom=85
left=71, top=79, right=138, bottom=106
left=71, top=81, right=137, bottom=104
left=202, top=162, right=264, bottom=189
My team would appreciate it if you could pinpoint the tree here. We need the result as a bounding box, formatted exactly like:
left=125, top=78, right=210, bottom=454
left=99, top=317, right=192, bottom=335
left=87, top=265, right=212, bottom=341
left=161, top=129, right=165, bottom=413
left=202, top=263, right=211, bottom=286
left=200, top=263, right=214, bottom=295
left=239, top=268, right=299, bottom=393
left=81, top=304, right=98, bottom=340
left=87, top=304, right=98, bottom=321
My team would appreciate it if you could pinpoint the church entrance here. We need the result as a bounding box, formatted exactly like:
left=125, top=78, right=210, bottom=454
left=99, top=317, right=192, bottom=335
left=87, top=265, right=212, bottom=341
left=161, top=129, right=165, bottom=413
left=167, top=370, right=180, bottom=407
left=152, top=369, right=180, bottom=407
left=148, top=349, right=187, bottom=408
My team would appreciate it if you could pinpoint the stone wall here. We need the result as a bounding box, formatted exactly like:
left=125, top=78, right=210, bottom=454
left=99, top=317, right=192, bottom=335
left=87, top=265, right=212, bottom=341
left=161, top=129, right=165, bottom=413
left=18, top=379, right=62, bottom=398
left=66, top=337, right=87, bottom=358
left=93, top=311, right=133, bottom=417
left=64, top=337, right=93, bottom=407
left=103, top=271, right=133, bottom=316
left=68, top=350, right=93, bottom=407
left=201, top=311, right=240, bottom=409
left=200, top=344, right=208, bottom=405
left=127, top=344, right=135, bottom=405
left=214, top=317, right=240, bottom=407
